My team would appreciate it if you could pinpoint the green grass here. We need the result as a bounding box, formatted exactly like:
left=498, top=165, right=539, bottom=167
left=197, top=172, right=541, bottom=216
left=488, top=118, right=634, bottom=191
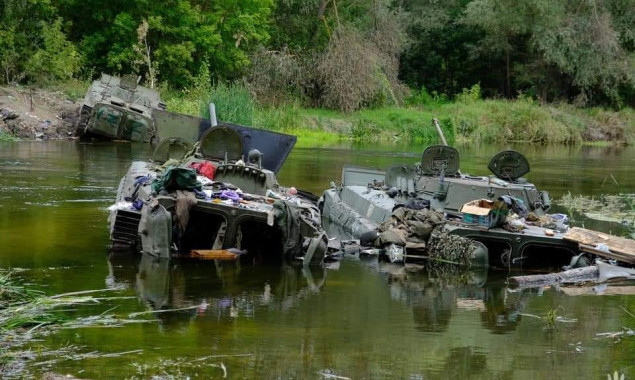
left=0, top=131, right=17, bottom=142
left=291, top=100, right=634, bottom=144
left=157, top=82, right=635, bottom=145
left=5, top=78, right=631, bottom=145
left=42, top=78, right=90, bottom=101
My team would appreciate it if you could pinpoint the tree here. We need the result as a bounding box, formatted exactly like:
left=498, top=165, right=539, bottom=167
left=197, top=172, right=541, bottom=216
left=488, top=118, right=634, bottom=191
left=132, top=20, right=158, bottom=89
left=532, top=0, right=634, bottom=106
left=0, top=27, right=18, bottom=83
left=460, top=0, right=532, bottom=97
left=460, top=0, right=634, bottom=105
left=57, top=0, right=273, bottom=88
left=0, top=0, right=58, bottom=83
left=25, top=19, right=82, bottom=83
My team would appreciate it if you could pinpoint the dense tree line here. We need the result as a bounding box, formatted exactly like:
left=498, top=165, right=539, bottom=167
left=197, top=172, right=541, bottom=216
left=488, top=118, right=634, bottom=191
left=1, top=0, right=633, bottom=108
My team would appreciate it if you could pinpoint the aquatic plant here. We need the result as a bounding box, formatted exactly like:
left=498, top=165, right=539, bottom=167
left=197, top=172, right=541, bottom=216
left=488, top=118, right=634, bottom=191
left=129, top=356, right=237, bottom=379
left=0, top=271, right=154, bottom=377
left=558, top=192, right=635, bottom=230
left=545, top=306, right=564, bottom=329
left=607, top=371, right=625, bottom=380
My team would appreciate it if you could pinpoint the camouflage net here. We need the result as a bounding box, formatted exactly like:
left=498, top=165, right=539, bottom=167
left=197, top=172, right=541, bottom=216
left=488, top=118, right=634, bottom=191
left=374, top=207, right=481, bottom=267
left=426, top=228, right=479, bottom=267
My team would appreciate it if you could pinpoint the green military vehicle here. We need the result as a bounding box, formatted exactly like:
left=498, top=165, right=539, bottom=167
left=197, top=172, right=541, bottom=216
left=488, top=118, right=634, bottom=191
left=75, top=73, right=166, bottom=142
left=108, top=107, right=329, bottom=266
left=320, top=144, right=583, bottom=268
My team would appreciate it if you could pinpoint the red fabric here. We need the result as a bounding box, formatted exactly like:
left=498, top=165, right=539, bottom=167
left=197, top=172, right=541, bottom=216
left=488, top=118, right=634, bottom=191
left=189, top=161, right=216, bottom=180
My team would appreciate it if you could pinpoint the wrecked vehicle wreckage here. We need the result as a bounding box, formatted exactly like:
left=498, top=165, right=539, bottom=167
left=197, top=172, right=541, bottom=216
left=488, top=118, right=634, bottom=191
left=108, top=108, right=328, bottom=266
left=320, top=127, right=635, bottom=271
left=75, top=73, right=166, bottom=142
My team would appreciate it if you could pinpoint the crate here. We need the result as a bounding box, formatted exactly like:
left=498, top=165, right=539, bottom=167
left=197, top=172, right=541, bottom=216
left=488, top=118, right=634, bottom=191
left=460, top=199, right=508, bottom=228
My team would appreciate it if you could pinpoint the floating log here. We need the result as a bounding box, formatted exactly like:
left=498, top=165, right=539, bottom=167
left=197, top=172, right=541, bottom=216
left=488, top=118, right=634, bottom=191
left=509, top=266, right=599, bottom=289
left=508, top=261, right=635, bottom=289
left=190, top=249, right=237, bottom=260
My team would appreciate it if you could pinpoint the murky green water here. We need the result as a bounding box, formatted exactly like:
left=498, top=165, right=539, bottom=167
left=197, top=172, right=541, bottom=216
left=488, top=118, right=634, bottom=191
left=0, top=141, right=634, bottom=379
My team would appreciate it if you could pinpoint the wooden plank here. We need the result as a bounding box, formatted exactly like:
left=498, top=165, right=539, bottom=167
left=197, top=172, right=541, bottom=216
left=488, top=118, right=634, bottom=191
left=579, top=244, right=635, bottom=264
left=190, top=249, right=237, bottom=260
left=564, top=227, right=635, bottom=260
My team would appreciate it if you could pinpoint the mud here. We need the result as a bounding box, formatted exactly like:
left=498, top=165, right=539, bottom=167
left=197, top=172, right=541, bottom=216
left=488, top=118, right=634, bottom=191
left=0, top=86, right=79, bottom=140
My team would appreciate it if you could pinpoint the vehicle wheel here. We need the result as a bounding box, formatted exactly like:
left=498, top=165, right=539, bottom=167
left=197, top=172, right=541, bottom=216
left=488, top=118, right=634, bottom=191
left=74, top=106, right=91, bottom=137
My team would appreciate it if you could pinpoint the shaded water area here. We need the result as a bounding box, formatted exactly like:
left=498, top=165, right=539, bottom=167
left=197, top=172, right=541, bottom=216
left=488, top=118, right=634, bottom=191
left=0, top=141, right=634, bottom=379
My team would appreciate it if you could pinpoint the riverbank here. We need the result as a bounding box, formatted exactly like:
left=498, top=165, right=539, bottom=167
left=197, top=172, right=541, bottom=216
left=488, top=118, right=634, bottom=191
left=251, top=101, right=634, bottom=145
left=0, top=85, right=80, bottom=141
left=1, top=82, right=632, bottom=145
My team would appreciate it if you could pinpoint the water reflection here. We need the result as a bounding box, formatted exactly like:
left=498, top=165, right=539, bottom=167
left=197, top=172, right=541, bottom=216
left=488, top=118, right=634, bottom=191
left=366, top=260, right=530, bottom=334
left=107, top=253, right=327, bottom=330
left=75, top=141, right=147, bottom=183
left=0, top=141, right=633, bottom=379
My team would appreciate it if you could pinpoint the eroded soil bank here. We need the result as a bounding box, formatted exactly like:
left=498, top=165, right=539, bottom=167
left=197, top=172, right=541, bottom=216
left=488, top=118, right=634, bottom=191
left=0, top=86, right=78, bottom=140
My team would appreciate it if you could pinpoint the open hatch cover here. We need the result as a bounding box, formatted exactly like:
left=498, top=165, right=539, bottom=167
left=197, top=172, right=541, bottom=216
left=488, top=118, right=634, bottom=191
left=152, top=110, right=296, bottom=173
left=488, top=150, right=530, bottom=181
left=420, top=145, right=460, bottom=176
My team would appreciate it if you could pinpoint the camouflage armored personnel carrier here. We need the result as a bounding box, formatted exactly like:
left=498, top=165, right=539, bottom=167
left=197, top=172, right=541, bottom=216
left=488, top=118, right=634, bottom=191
left=75, top=73, right=166, bottom=142
left=108, top=108, right=328, bottom=266
left=321, top=144, right=583, bottom=268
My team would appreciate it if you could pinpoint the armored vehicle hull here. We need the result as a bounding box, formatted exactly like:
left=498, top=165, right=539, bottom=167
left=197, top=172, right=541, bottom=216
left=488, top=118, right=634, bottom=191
left=109, top=116, right=328, bottom=266
left=320, top=146, right=580, bottom=268
left=76, top=73, right=165, bottom=142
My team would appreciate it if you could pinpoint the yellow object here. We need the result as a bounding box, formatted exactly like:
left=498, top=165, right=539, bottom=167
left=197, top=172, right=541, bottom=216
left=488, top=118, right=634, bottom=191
left=190, top=249, right=237, bottom=260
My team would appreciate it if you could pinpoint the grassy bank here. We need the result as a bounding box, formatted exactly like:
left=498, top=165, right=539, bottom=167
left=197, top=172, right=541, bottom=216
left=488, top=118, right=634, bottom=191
left=267, top=100, right=634, bottom=145
left=3, top=78, right=631, bottom=145
left=162, top=84, right=634, bottom=145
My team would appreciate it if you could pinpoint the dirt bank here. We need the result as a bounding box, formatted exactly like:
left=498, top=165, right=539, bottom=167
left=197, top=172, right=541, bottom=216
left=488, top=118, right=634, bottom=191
left=0, top=86, right=79, bottom=140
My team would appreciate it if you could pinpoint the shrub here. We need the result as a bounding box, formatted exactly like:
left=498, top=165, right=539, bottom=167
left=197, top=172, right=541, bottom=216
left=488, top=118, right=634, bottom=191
left=201, top=82, right=255, bottom=126
left=248, top=47, right=304, bottom=106
left=455, top=84, right=481, bottom=103
left=315, top=27, right=404, bottom=113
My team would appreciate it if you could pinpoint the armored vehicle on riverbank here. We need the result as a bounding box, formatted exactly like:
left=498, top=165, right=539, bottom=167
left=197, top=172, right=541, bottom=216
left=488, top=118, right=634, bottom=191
left=75, top=73, right=166, bottom=142
left=321, top=145, right=583, bottom=268
left=108, top=109, right=328, bottom=266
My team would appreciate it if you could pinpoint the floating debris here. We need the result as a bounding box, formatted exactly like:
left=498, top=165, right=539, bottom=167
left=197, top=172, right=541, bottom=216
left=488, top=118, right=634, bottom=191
left=558, top=192, right=635, bottom=229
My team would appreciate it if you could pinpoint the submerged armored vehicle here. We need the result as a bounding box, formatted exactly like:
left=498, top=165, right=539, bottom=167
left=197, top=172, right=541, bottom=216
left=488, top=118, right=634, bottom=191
left=108, top=108, right=328, bottom=266
left=321, top=145, right=582, bottom=268
left=75, top=73, right=166, bottom=142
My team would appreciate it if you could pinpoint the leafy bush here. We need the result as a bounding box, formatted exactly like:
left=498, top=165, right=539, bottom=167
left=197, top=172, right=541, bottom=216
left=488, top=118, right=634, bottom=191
left=406, top=86, right=451, bottom=107
left=455, top=84, right=481, bottom=103
left=406, top=86, right=433, bottom=107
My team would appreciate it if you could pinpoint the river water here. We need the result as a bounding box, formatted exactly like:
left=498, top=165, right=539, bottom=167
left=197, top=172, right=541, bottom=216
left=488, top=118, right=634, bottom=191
left=0, top=141, right=633, bottom=379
